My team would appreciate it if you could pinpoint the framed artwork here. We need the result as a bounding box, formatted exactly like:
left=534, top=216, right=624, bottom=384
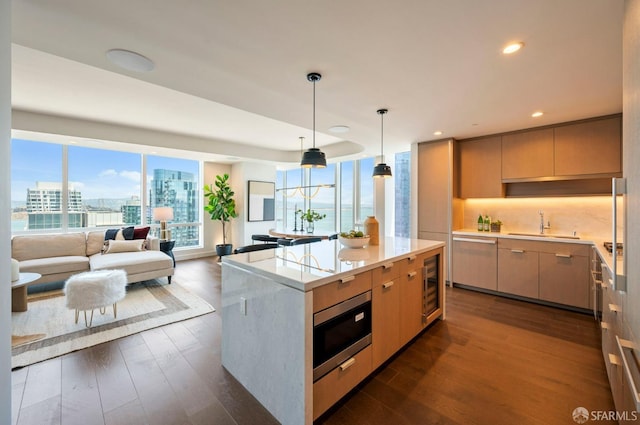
left=248, top=180, right=275, bottom=222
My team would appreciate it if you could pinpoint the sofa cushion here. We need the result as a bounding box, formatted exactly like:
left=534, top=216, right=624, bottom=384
left=19, top=256, right=90, bottom=276
left=105, top=226, right=135, bottom=241
left=103, top=239, right=145, bottom=254
left=89, top=251, right=172, bottom=275
left=86, top=231, right=106, bottom=256
left=12, top=233, right=87, bottom=261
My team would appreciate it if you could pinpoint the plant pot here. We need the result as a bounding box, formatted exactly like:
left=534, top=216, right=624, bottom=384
left=216, top=244, right=233, bottom=257
left=490, top=223, right=501, bottom=233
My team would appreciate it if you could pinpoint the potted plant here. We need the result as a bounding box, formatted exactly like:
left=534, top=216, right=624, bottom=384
left=204, top=174, right=238, bottom=256
left=297, top=208, right=326, bottom=233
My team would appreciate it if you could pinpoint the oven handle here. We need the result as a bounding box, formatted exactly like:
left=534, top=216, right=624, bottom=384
left=313, top=290, right=372, bottom=327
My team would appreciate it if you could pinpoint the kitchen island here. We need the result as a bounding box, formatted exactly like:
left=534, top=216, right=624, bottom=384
left=221, top=237, right=444, bottom=425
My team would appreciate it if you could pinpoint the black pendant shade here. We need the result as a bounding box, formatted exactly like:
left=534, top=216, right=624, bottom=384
left=373, top=108, right=392, bottom=178
left=301, top=72, right=327, bottom=168
left=372, top=162, right=392, bottom=178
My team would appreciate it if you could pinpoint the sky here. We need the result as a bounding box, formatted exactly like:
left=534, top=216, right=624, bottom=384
left=11, top=139, right=199, bottom=203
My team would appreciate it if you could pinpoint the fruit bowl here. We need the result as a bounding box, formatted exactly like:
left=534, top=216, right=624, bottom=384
left=338, top=235, right=370, bottom=249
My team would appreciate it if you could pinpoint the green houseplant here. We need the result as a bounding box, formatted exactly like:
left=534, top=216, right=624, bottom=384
left=204, top=174, right=238, bottom=256
left=297, top=208, right=326, bottom=233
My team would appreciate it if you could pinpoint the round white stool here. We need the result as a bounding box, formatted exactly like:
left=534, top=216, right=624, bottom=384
left=64, top=269, right=127, bottom=327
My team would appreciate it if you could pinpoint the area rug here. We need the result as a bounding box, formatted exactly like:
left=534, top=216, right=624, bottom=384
left=11, top=280, right=214, bottom=369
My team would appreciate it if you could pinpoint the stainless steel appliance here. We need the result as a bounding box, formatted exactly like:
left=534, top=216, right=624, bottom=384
left=313, top=291, right=372, bottom=382
left=590, top=246, right=603, bottom=322
left=423, top=255, right=439, bottom=321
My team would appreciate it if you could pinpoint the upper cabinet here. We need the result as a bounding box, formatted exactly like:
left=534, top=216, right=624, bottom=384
left=501, top=128, right=554, bottom=180
left=501, top=115, right=622, bottom=183
left=458, top=136, right=504, bottom=199
left=554, top=115, right=622, bottom=177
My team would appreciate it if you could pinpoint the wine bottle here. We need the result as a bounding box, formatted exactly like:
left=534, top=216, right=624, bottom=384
left=484, top=215, right=490, bottom=232
left=477, top=215, right=483, bottom=231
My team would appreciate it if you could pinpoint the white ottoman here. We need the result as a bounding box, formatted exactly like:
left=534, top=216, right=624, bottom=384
left=65, top=269, right=127, bottom=327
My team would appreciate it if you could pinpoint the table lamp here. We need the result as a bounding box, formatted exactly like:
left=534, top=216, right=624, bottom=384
left=153, top=207, right=174, bottom=241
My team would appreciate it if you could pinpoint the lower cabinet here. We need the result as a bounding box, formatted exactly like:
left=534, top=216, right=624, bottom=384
left=313, top=346, right=372, bottom=420
left=399, top=254, right=427, bottom=346
left=453, top=235, right=591, bottom=309
left=539, top=250, right=590, bottom=309
left=452, top=236, right=497, bottom=290
left=497, top=245, right=539, bottom=298
left=372, top=263, right=401, bottom=369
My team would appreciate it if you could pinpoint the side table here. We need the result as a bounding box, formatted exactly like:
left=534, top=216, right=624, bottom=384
left=160, top=240, right=176, bottom=267
left=11, top=272, right=42, bottom=312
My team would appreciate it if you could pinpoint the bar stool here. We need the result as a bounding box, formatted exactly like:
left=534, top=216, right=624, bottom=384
left=234, top=243, right=279, bottom=254
left=251, top=234, right=280, bottom=244
left=277, top=237, right=323, bottom=246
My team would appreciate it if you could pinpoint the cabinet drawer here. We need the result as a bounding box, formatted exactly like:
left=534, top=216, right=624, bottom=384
left=499, top=238, right=590, bottom=257
left=539, top=252, right=589, bottom=308
left=313, top=271, right=372, bottom=313
left=313, top=345, right=372, bottom=420
left=372, top=260, right=400, bottom=287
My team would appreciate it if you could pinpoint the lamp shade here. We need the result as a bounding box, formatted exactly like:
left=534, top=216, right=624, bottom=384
left=372, top=162, right=393, bottom=178
left=301, top=148, right=327, bottom=168
left=153, top=207, right=174, bottom=221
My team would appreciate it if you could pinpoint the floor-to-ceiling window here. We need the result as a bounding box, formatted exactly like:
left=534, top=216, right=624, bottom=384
left=11, top=140, right=63, bottom=231
left=394, top=151, right=411, bottom=237
left=11, top=137, right=203, bottom=249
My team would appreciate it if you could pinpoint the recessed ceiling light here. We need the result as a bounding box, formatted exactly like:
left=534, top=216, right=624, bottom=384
left=502, top=42, right=524, bottom=55
left=531, top=111, right=544, bottom=118
left=106, top=49, right=155, bottom=72
left=433, top=131, right=443, bottom=136
left=329, top=125, right=350, bottom=133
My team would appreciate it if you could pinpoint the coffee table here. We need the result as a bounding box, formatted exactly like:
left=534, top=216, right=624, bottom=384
left=11, top=272, right=41, bottom=312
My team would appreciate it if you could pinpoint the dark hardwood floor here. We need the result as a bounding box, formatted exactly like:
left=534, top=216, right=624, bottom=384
left=11, top=258, right=615, bottom=425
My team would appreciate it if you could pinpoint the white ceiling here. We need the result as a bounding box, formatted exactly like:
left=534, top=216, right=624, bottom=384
left=10, top=0, right=624, bottom=165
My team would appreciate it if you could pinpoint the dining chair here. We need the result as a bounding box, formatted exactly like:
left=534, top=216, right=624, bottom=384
left=277, top=237, right=323, bottom=246
left=233, top=243, right=279, bottom=254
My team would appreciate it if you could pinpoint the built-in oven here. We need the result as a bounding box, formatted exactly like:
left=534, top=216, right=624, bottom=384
left=313, top=290, right=372, bottom=382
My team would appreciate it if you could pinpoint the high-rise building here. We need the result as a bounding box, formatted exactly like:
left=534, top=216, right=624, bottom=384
left=394, top=152, right=411, bottom=237
left=149, top=169, right=198, bottom=247
left=121, top=196, right=141, bottom=226
left=26, top=182, right=86, bottom=229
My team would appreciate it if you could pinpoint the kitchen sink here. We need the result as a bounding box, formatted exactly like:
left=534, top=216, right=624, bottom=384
left=507, top=232, right=580, bottom=240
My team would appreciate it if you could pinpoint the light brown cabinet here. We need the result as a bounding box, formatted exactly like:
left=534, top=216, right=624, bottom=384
left=399, top=254, right=427, bottom=346
left=538, top=243, right=590, bottom=309
left=502, top=128, right=554, bottom=180
left=554, top=115, right=622, bottom=177
left=452, top=236, right=497, bottom=290
left=418, top=140, right=452, bottom=234
left=372, top=263, right=401, bottom=369
left=458, top=136, right=504, bottom=198
left=497, top=239, right=539, bottom=298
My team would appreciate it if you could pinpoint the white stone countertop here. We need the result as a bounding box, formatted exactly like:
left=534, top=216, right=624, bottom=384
left=452, top=229, right=622, bottom=271
left=222, top=237, right=445, bottom=292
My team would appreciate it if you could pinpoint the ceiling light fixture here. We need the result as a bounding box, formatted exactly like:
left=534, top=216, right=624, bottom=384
left=329, top=125, right=350, bottom=133
left=300, top=73, right=327, bottom=168
left=434, top=131, right=443, bottom=136
left=502, top=42, right=524, bottom=55
left=531, top=111, right=544, bottom=118
left=106, top=49, right=155, bottom=72
left=372, top=108, right=392, bottom=179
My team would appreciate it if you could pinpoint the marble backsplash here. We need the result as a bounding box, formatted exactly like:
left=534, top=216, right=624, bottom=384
left=462, top=196, right=622, bottom=240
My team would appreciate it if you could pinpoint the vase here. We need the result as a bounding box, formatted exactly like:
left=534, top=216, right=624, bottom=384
left=307, top=222, right=314, bottom=233
left=364, top=216, right=379, bottom=245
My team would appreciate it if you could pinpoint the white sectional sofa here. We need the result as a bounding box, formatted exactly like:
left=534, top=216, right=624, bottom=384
left=11, top=230, right=174, bottom=287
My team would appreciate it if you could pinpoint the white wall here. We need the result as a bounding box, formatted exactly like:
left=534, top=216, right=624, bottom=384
left=197, top=162, right=232, bottom=255
left=1, top=0, right=12, bottom=421
left=230, top=162, right=277, bottom=247
left=623, top=0, right=640, bottom=345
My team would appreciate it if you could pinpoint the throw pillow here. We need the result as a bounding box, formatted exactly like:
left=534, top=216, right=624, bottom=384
left=105, top=226, right=135, bottom=241
left=103, top=239, right=145, bottom=254
left=133, top=226, right=151, bottom=240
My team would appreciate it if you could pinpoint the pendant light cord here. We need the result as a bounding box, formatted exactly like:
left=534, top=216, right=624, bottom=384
left=312, top=80, right=316, bottom=149
left=380, top=112, right=384, bottom=161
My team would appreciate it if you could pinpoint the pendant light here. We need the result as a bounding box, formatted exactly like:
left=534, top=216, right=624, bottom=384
left=300, top=72, right=327, bottom=168
left=372, top=108, right=392, bottom=178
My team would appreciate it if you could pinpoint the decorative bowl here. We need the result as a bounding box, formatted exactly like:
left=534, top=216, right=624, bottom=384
left=338, top=235, right=370, bottom=249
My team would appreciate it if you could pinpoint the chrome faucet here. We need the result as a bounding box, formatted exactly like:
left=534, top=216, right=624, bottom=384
left=539, top=210, right=551, bottom=234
